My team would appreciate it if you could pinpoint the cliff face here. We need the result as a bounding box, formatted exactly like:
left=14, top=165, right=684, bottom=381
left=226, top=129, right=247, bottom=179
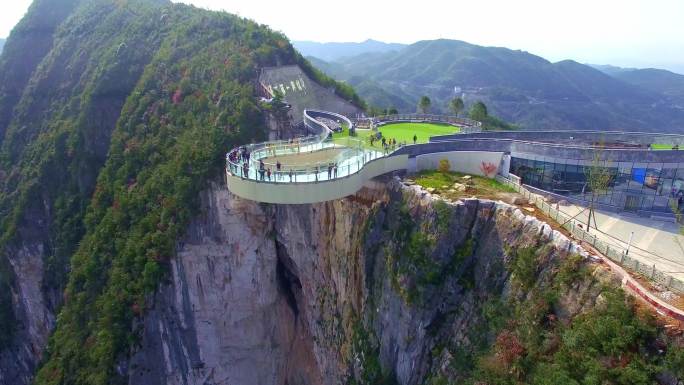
left=130, top=177, right=630, bottom=385
left=0, top=1, right=168, bottom=381
left=128, top=184, right=320, bottom=385
left=0, top=1, right=310, bottom=382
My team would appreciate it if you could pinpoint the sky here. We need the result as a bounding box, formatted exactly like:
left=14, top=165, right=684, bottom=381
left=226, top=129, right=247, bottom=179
left=2, top=0, right=683, bottom=73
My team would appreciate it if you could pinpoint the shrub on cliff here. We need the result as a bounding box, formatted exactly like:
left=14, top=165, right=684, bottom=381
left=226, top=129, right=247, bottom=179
left=19, top=2, right=300, bottom=383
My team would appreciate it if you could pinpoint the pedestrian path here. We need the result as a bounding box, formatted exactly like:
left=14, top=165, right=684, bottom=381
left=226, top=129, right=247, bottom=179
left=562, top=204, right=684, bottom=280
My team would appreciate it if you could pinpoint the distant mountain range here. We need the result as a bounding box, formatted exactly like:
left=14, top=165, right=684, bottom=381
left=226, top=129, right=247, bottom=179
left=292, top=39, right=405, bottom=61
left=297, top=39, right=684, bottom=132
left=591, top=65, right=684, bottom=105
left=0, top=38, right=5, bottom=54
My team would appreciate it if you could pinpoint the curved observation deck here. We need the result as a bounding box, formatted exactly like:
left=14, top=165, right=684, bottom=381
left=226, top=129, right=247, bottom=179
left=226, top=110, right=408, bottom=204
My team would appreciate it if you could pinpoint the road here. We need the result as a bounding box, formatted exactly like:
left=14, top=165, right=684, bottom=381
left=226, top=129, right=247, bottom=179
left=561, top=204, right=684, bottom=281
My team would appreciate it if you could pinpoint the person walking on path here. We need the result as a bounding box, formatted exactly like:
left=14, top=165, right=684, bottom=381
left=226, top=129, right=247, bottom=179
left=315, top=165, right=319, bottom=181
left=288, top=169, right=293, bottom=182
left=276, top=160, right=282, bottom=180
left=327, top=164, right=332, bottom=179
left=267, top=168, right=272, bottom=181
left=333, top=163, right=338, bottom=178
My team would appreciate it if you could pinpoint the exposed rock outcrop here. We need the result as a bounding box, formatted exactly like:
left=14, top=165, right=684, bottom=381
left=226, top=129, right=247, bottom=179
left=130, top=177, right=623, bottom=385
left=129, top=185, right=322, bottom=385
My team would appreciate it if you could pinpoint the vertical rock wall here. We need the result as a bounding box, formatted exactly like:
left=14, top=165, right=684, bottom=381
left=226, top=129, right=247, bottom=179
left=129, top=178, right=613, bottom=385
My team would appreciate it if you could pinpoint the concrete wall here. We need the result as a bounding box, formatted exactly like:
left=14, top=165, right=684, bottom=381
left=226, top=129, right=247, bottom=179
left=412, top=151, right=504, bottom=177
left=226, top=155, right=408, bottom=204
left=394, top=138, right=684, bottom=163
left=434, top=130, right=684, bottom=146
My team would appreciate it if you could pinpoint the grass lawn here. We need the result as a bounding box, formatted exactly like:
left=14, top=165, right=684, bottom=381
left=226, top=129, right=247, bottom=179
left=378, top=122, right=459, bottom=144
left=331, top=126, right=351, bottom=141
left=331, top=127, right=370, bottom=149
left=411, top=170, right=516, bottom=199
left=331, top=122, right=459, bottom=151
left=651, top=143, right=681, bottom=150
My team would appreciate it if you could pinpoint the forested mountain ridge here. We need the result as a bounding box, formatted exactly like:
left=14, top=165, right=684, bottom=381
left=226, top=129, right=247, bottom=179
left=308, top=39, right=684, bottom=132
left=0, top=1, right=360, bottom=383
left=608, top=68, right=684, bottom=105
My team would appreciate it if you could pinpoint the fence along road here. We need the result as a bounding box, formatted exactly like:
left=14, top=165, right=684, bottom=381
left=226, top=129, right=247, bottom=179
left=496, top=174, right=684, bottom=295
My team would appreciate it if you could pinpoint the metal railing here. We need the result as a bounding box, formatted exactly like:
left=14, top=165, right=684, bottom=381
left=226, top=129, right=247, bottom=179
left=226, top=107, right=390, bottom=184
left=496, top=174, right=684, bottom=294
left=226, top=139, right=385, bottom=183
left=372, top=113, right=482, bottom=133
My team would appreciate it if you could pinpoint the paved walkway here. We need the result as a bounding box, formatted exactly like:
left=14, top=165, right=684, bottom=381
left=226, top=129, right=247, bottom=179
left=561, top=204, right=684, bottom=280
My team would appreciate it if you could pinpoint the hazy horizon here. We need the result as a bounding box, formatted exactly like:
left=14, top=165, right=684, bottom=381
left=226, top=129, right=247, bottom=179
left=2, top=0, right=683, bottom=74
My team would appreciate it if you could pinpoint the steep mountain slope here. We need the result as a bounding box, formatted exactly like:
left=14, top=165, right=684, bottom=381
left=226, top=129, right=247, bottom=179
left=0, top=39, right=5, bottom=54
left=0, top=0, right=81, bottom=143
left=293, top=39, right=406, bottom=61
left=317, top=39, right=684, bottom=131
left=0, top=1, right=362, bottom=384
left=0, top=1, right=166, bottom=381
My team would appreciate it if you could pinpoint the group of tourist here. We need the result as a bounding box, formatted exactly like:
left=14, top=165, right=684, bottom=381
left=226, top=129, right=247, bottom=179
left=228, top=136, right=349, bottom=183
left=368, top=132, right=409, bottom=154
left=251, top=160, right=341, bottom=182
left=251, top=158, right=303, bottom=182
left=227, top=146, right=252, bottom=178
left=326, top=162, right=339, bottom=180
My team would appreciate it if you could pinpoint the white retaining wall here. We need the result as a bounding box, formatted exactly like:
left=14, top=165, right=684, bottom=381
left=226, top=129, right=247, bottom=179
left=412, top=151, right=505, bottom=177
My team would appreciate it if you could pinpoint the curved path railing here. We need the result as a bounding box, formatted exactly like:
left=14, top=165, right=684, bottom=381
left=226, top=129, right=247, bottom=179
left=372, top=113, right=482, bottom=133
left=226, top=109, right=384, bottom=184
left=304, top=109, right=354, bottom=135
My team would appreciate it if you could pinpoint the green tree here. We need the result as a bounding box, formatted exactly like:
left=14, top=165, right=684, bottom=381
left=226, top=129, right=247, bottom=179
left=583, top=147, right=614, bottom=232
left=438, top=159, right=451, bottom=174
left=449, top=97, right=464, bottom=116
left=418, top=96, right=431, bottom=114
left=469, top=101, right=488, bottom=122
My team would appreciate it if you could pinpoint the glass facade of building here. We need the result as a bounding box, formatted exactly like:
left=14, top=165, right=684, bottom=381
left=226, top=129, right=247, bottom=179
left=510, top=156, right=684, bottom=213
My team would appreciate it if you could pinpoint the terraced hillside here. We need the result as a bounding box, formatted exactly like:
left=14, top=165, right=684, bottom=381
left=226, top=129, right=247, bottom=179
left=260, top=65, right=363, bottom=125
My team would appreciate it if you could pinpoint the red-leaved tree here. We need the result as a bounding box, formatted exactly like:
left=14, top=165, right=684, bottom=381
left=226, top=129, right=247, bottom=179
left=480, top=161, right=498, bottom=177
